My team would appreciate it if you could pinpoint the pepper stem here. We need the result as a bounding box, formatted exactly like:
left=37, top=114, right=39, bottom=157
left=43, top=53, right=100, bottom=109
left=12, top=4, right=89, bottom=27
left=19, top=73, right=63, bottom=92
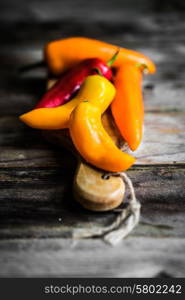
left=107, top=48, right=120, bottom=67
left=135, top=63, right=148, bottom=74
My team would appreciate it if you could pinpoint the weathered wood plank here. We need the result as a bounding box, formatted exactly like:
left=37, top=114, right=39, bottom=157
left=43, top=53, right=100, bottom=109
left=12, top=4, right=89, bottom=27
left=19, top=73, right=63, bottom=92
left=0, top=113, right=184, bottom=168
left=1, top=11, right=185, bottom=114
left=0, top=0, right=185, bottom=26
left=134, top=112, right=185, bottom=164
left=0, top=237, right=185, bottom=277
left=0, top=165, right=184, bottom=239
left=1, top=0, right=168, bottom=23
left=0, top=3, right=185, bottom=278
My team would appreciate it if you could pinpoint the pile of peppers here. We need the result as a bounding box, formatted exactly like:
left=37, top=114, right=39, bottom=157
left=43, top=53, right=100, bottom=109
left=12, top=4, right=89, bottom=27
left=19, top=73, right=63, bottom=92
left=20, top=37, right=156, bottom=172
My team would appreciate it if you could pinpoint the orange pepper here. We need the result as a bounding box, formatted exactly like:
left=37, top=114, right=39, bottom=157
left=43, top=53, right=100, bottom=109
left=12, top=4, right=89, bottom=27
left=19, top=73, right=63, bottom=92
left=44, top=37, right=155, bottom=151
left=45, top=37, right=156, bottom=76
left=111, top=63, right=144, bottom=151
left=69, top=101, right=135, bottom=172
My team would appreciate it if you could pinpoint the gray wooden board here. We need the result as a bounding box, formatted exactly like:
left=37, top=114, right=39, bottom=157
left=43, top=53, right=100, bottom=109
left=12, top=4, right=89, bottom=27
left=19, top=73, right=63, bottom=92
left=1, top=13, right=185, bottom=114
left=0, top=238, right=185, bottom=277
left=0, top=2, right=185, bottom=277
left=0, top=113, right=184, bottom=167
left=0, top=164, right=185, bottom=239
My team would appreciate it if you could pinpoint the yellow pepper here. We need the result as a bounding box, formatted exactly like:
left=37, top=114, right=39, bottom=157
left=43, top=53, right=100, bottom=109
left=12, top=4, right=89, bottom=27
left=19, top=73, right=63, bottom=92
left=69, top=102, right=135, bottom=172
left=19, top=75, right=115, bottom=130
left=20, top=74, right=135, bottom=172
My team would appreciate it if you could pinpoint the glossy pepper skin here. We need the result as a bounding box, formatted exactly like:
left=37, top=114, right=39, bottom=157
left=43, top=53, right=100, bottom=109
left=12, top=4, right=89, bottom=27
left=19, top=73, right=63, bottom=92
left=45, top=37, right=156, bottom=76
left=35, top=58, right=112, bottom=109
left=111, top=63, right=144, bottom=151
left=20, top=75, right=115, bottom=130
left=69, top=102, right=135, bottom=172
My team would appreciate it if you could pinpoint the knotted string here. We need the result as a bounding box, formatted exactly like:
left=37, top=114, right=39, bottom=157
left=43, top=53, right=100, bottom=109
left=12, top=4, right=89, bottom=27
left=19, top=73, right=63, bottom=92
left=103, top=172, right=141, bottom=245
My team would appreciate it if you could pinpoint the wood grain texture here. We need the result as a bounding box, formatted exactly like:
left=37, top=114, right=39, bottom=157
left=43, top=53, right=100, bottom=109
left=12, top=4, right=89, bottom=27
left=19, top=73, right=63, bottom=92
left=73, top=162, right=125, bottom=212
left=0, top=237, right=185, bottom=277
left=0, top=2, right=185, bottom=277
left=0, top=114, right=184, bottom=168
left=134, top=112, right=185, bottom=164
left=1, top=12, right=185, bottom=115
left=0, top=165, right=184, bottom=239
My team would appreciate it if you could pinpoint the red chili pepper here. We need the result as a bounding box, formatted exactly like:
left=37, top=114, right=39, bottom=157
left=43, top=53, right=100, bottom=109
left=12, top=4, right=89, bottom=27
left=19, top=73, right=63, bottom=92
left=35, top=52, right=118, bottom=109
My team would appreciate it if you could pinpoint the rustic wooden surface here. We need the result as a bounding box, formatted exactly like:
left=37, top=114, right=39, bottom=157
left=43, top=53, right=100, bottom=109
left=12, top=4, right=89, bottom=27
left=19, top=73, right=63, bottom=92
left=0, top=0, right=185, bottom=277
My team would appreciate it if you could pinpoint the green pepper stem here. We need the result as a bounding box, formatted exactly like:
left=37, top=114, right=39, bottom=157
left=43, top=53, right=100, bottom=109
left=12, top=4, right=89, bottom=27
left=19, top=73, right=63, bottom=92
left=107, top=49, right=120, bottom=67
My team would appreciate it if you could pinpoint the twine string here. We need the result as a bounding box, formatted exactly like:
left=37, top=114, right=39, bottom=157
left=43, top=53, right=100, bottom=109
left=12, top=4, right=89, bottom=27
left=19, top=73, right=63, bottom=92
left=103, top=172, right=141, bottom=245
